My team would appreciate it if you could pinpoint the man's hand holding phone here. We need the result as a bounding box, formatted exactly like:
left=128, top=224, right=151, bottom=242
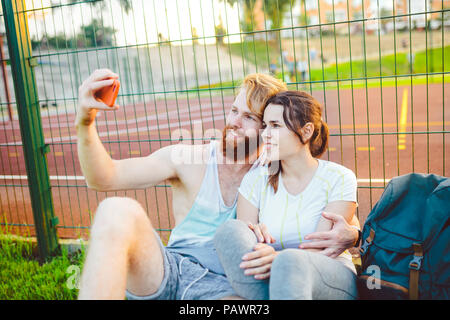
left=76, top=69, right=120, bottom=127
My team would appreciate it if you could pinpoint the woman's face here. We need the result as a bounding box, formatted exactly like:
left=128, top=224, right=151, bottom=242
left=261, top=103, right=305, bottom=161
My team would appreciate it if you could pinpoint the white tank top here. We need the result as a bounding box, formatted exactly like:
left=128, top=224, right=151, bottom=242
left=167, top=141, right=238, bottom=274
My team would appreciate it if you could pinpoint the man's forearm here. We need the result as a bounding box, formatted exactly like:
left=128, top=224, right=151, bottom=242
left=77, top=122, right=116, bottom=190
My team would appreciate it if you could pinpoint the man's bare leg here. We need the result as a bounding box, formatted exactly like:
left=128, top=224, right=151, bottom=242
left=78, top=197, right=164, bottom=300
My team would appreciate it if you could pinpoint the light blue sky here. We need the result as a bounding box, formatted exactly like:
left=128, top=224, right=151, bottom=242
left=24, top=0, right=242, bottom=46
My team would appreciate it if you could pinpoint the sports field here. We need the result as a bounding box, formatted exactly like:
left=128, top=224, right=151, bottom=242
left=0, top=81, right=448, bottom=241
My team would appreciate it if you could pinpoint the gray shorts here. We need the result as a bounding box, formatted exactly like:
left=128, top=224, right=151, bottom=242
left=125, top=233, right=236, bottom=300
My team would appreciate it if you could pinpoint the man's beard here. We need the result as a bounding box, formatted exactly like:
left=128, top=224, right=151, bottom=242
left=221, top=125, right=262, bottom=163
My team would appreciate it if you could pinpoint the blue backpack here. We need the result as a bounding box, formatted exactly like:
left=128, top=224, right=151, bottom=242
left=358, top=173, right=450, bottom=300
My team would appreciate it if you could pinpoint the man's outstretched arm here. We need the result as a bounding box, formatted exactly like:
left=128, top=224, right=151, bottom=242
left=76, top=69, right=178, bottom=192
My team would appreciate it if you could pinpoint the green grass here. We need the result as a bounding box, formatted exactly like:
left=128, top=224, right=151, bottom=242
left=195, top=42, right=449, bottom=92
left=292, top=74, right=450, bottom=92
left=309, top=45, right=450, bottom=82
left=227, top=40, right=450, bottom=82
left=0, top=225, right=85, bottom=300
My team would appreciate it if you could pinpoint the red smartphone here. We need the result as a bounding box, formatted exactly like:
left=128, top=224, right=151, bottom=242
left=95, top=79, right=120, bottom=107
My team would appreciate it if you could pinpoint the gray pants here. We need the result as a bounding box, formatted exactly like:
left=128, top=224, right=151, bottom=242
left=213, top=220, right=358, bottom=300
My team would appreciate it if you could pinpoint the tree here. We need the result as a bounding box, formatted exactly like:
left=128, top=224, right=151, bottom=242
left=298, top=0, right=307, bottom=25
left=67, top=0, right=131, bottom=47
left=220, top=0, right=294, bottom=34
left=263, top=0, right=293, bottom=31
left=262, top=0, right=294, bottom=50
left=79, top=18, right=116, bottom=47
left=220, top=0, right=255, bottom=32
left=215, top=15, right=226, bottom=45
left=31, top=19, right=116, bottom=49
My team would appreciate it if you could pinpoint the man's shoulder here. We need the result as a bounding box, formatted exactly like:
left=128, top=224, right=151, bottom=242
left=167, top=142, right=215, bottom=185
left=162, top=142, right=212, bottom=167
left=161, top=142, right=209, bottom=153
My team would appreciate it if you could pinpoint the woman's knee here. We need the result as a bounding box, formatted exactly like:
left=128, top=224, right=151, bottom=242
left=214, top=219, right=257, bottom=251
left=271, top=250, right=358, bottom=299
left=214, top=220, right=270, bottom=300
left=92, top=197, right=150, bottom=241
left=213, top=219, right=258, bottom=271
left=272, top=249, right=310, bottom=276
left=270, top=249, right=313, bottom=299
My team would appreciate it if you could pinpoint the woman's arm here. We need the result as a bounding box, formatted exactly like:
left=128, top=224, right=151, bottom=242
left=237, top=194, right=274, bottom=244
left=236, top=194, right=277, bottom=279
left=236, top=194, right=259, bottom=225
left=315, top=200, right=356, bottom=232
left=300, top=200, right=357, bottom=257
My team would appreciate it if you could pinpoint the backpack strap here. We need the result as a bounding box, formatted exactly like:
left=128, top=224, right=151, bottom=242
left=408, top=243, right=423, bottom=300
left=360, top=228, right=375, bottom=256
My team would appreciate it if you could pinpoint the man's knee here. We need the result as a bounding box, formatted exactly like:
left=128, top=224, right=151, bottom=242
left=91, top=197, right=150, bottom=241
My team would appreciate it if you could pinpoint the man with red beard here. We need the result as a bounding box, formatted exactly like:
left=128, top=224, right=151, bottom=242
left=76, top=70, right=361, bottom=300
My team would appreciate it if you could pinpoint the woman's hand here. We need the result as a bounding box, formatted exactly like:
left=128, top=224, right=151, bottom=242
left=248, top=222, right=276, bottom=244
left=240, top=243, right=278, bottom=280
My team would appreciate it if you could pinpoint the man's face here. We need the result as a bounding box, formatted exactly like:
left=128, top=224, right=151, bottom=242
left=222, top=89, right=263, bottom=161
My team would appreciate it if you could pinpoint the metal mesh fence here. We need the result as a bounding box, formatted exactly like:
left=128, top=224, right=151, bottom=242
left=0, top=0, right=449, bottom=244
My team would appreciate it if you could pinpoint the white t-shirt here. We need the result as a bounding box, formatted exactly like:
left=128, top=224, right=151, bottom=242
left=238, top=159, right=357, bottom=270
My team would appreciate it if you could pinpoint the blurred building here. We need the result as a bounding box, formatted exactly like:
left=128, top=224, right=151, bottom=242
left=251, top=0, right=450, bottom=37
left=303, top=0, right=371, bottom=25
left=393, top=0, right=450, bottom=29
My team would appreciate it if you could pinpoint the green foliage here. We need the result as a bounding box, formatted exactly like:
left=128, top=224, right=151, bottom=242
left=79, top=18, right=116, bottom=47
left=68, top=0, right=131, bottom=14
left=215, top=15, right=226, bottom=45
left=31, top=18, right=116, bottom=50
left=220, top=0, right=294, bottom=32
left=263, top=0, right=293, bottom=30
left=32, top=0, right=132, bottom=49
left=219, top=0, right=258, bottom=32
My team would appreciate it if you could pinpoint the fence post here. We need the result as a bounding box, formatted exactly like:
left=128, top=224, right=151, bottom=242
left=1, top=0, right=59, bottom=261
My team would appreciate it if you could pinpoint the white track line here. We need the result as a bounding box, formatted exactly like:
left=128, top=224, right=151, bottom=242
left=0, top=103, right=227, bottom=130
left=0, top=175, right=85, bottom=181
left=1, top=115, right=220, bottom=145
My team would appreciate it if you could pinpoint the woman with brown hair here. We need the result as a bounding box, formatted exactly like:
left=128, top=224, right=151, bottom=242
left=214, top=91, right=358, bottom=299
